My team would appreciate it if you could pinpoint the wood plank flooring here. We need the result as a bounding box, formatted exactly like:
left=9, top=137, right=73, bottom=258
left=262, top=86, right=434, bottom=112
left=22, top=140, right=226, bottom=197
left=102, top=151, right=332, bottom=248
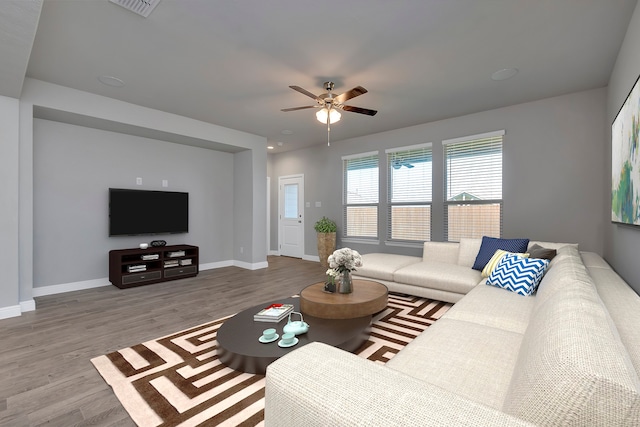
left=0, top=256, right=326, bottom=426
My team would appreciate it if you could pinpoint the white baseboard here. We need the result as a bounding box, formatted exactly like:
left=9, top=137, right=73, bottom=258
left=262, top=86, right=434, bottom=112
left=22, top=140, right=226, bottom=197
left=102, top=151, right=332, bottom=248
left=234, top=260, right=269, bottom=270
left=199, top=260, right=234, bottom=271
left=200, top=260, right=268, bottom=271
left=269, top=252, right=320, bottom=263
left=20, top=299, right=36, bottom=312
left=0, top=304, right=22, bottom=320
left=28, top=259, right=271, bottom=301
left=32, top=278, right=111, bottom=297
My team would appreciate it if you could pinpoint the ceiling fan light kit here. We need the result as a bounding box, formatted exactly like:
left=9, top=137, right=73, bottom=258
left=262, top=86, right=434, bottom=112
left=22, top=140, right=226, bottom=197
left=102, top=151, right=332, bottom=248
left=282, top=81, right=377, bottom=146
left=316, top=108, right=341, bottom=124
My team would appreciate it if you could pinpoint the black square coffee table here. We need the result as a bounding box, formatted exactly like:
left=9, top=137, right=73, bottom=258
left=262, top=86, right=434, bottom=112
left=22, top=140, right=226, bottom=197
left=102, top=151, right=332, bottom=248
left=216, top=297, right=371, bottom=375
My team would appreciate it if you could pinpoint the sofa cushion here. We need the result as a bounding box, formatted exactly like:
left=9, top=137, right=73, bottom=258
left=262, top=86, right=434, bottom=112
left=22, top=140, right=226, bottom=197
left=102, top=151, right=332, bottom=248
left=481, top=249, right=529, bottom=278
left=580, top=251, right=611, bottom=269
left=422, top=241, right=459, bottom=264
left=472, top=237, right=530, bottom=271
left=526, top=243, right=557, bottom=260
left=444, top=283, right=535, bottom=334
left=486, top=254, right=549, bottom=296
left=393, top=261, right=482, bottom=294
left=535, top=246, right=593, bottom=306
left=356, top=253, right=421, bottom=282
left=387, top=318, right=523, bottom=410
left=456, top=238, right=482, bottom=267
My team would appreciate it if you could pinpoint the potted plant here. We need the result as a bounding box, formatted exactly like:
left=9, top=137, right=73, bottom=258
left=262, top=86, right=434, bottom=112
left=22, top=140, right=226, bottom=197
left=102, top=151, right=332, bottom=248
left=314, top=216, right=337, bottom=268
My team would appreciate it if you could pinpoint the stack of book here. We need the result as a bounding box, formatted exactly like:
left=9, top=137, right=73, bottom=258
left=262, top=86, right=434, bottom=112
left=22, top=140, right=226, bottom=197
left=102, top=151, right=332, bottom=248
left=253, top=303, right=294, bottom=322
left=168, top=250, right=186, bottom=258
left=164, top=260, right=180, bottom=268
left=180, top=258, right=192, bottom=266
left=141, top=254, right=159, bottom=261
left=127, top=264, right=147, bottom=273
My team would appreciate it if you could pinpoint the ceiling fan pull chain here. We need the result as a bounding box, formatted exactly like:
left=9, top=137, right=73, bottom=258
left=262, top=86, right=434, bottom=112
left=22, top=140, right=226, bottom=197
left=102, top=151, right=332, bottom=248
left=327, top=118, right=331, bottom=146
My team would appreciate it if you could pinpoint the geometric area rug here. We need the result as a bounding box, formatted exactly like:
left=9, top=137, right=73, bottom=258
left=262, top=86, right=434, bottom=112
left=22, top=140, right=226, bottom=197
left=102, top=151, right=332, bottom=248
left=91, top=294, right=452, bottom=426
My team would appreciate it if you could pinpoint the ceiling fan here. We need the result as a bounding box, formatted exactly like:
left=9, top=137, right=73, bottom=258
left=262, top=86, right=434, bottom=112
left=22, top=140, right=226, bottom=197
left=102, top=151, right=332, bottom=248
left=281, top=81, right=377, bottom=145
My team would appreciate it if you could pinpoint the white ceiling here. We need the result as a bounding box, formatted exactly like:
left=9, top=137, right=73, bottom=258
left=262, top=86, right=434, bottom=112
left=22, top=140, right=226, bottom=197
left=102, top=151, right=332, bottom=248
left=2, top=0, right=638, bottom=152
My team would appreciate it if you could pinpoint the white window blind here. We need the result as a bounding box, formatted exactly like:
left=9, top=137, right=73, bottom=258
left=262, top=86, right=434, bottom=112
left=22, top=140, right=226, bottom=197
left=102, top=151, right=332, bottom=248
left=443, top=131, right=504, bottom=241
left=386, top=143, right=432, bottom=242
left=343, top=152, right=379, bottom=239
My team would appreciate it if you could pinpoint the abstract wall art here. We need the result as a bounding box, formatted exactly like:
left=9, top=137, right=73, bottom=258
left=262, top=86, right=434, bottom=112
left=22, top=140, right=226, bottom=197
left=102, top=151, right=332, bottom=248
left=612, top=73, right=640, bottom=226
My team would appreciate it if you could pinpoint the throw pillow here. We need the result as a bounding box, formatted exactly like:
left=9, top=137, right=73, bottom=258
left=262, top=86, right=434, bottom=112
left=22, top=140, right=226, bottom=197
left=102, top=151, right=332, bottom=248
left=486, top=254, right=550, bottom=296
left=481, top=249, right=529, bottom=278
left=472, top=236, right=530, bottom=271
left=527, top=243, right=557, bottom=261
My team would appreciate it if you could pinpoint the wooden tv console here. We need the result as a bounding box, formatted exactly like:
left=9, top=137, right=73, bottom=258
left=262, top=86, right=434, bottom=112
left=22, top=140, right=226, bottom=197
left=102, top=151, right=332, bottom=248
left=108, top=244, right=199, bottom=289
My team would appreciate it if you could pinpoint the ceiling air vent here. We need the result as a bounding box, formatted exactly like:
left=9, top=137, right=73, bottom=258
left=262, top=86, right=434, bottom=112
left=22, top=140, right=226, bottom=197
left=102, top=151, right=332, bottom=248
left=109, top=0, right=161, bottom=18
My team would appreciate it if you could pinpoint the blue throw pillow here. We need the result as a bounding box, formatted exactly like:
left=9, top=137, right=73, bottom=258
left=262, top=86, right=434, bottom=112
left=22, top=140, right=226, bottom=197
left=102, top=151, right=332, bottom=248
left=472, top=236, right=530, bottom=271
left=486, top=254, right=550, bottom=296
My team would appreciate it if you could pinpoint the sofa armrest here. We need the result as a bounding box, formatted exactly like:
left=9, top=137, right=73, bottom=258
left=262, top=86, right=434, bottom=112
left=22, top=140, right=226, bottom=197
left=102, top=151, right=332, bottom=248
left=265, top=342, right=533, bottom=427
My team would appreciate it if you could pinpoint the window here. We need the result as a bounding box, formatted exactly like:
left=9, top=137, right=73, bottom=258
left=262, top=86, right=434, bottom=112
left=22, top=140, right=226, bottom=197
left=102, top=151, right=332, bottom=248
left=443, top=130, right=504, bottom=241
left=343, top=151, right=379, bottom=239
left=386, top=143, right=432, bottom=242
left=283, top=183, right=298, bottom=219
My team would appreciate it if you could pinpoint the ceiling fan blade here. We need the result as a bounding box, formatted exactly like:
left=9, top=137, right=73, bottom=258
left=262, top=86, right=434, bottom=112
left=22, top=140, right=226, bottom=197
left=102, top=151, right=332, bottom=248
left=289, top=85, right=323, bottom=102
left=334, top=86, right=368, bottom=103
left=281, top=106, right=317, bottom=112
left=339, top=105, right=378, bottom=116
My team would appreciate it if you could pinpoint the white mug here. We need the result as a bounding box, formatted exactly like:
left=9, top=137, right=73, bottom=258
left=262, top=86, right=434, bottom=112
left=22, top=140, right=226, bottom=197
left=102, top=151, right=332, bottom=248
left=139, top=243, right=149, bottom=249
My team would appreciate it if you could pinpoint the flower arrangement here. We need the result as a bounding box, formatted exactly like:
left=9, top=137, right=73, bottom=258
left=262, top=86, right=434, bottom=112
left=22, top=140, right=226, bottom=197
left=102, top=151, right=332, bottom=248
left=326, top=247, right=362, bottom=294
left=328, top=247, right=363, bottom=273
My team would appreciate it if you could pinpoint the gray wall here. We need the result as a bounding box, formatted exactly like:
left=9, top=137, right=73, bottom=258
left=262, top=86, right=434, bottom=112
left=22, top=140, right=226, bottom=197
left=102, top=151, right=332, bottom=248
left=269, top=87, right=607, bottom=260
left=33, top=119, right=235, bottom=287
left=605, top=1, right=640, bottom=293
left=0, top=96, right=20, bottom=316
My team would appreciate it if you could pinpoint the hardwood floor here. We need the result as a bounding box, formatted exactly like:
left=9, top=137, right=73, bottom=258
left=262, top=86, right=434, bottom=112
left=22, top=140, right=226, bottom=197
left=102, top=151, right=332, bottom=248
left=0, top=256, right=326, bottom=426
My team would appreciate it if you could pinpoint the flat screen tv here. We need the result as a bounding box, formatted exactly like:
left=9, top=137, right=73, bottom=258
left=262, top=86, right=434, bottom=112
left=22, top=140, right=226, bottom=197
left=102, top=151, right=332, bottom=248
left=109, top=188, right=189, bottom=236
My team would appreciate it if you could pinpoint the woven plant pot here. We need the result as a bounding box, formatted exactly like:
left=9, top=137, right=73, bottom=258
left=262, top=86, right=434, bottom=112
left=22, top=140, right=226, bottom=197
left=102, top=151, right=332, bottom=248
left=317, top=232, right=336, bottom=268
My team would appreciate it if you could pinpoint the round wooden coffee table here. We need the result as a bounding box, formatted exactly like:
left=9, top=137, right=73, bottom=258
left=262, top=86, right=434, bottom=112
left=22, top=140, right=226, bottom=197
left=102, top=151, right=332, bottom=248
left=300, top=279, right=388, bottom=319
left=216, top=297, right=370, bottom=374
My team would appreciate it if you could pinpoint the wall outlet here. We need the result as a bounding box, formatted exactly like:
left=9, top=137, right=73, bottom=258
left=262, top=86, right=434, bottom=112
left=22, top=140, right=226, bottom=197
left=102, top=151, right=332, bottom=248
left=162, top=179, right=168, bottom=187
left=136, top=177, right=142, bottom=185
left=240, top=247, right=244, bottom=254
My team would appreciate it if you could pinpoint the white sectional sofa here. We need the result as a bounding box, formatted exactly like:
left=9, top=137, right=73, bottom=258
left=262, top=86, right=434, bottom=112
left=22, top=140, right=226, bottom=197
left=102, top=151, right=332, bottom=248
left=352, top=238, right=567, bottom=303
left=264, top=242, right=640, bottom=426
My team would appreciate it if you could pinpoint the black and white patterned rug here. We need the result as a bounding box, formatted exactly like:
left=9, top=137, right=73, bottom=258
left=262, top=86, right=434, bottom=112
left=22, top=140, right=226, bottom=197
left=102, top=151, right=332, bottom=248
left=91, top=294, right=452, bottom=426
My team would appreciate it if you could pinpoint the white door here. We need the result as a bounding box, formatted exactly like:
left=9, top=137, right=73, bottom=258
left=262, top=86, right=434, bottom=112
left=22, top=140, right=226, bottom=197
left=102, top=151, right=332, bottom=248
left=279, top=175, right=304, bottom=258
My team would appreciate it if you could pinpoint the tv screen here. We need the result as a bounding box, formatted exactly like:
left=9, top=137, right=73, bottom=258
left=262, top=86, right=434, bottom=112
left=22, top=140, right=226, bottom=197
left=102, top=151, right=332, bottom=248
left=109, top=188, right=189, bottom=236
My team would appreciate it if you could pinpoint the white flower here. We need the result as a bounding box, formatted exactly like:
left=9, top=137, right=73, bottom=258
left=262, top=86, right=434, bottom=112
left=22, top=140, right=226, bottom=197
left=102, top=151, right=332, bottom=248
left=327, top=247, right=362, bottom=273
left=326, top=269, right=339, bottom=278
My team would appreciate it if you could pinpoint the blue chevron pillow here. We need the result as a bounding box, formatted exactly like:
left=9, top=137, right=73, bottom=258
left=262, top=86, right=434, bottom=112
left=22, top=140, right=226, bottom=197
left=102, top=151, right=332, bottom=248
left=486, top=254, right=550, bottom=296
